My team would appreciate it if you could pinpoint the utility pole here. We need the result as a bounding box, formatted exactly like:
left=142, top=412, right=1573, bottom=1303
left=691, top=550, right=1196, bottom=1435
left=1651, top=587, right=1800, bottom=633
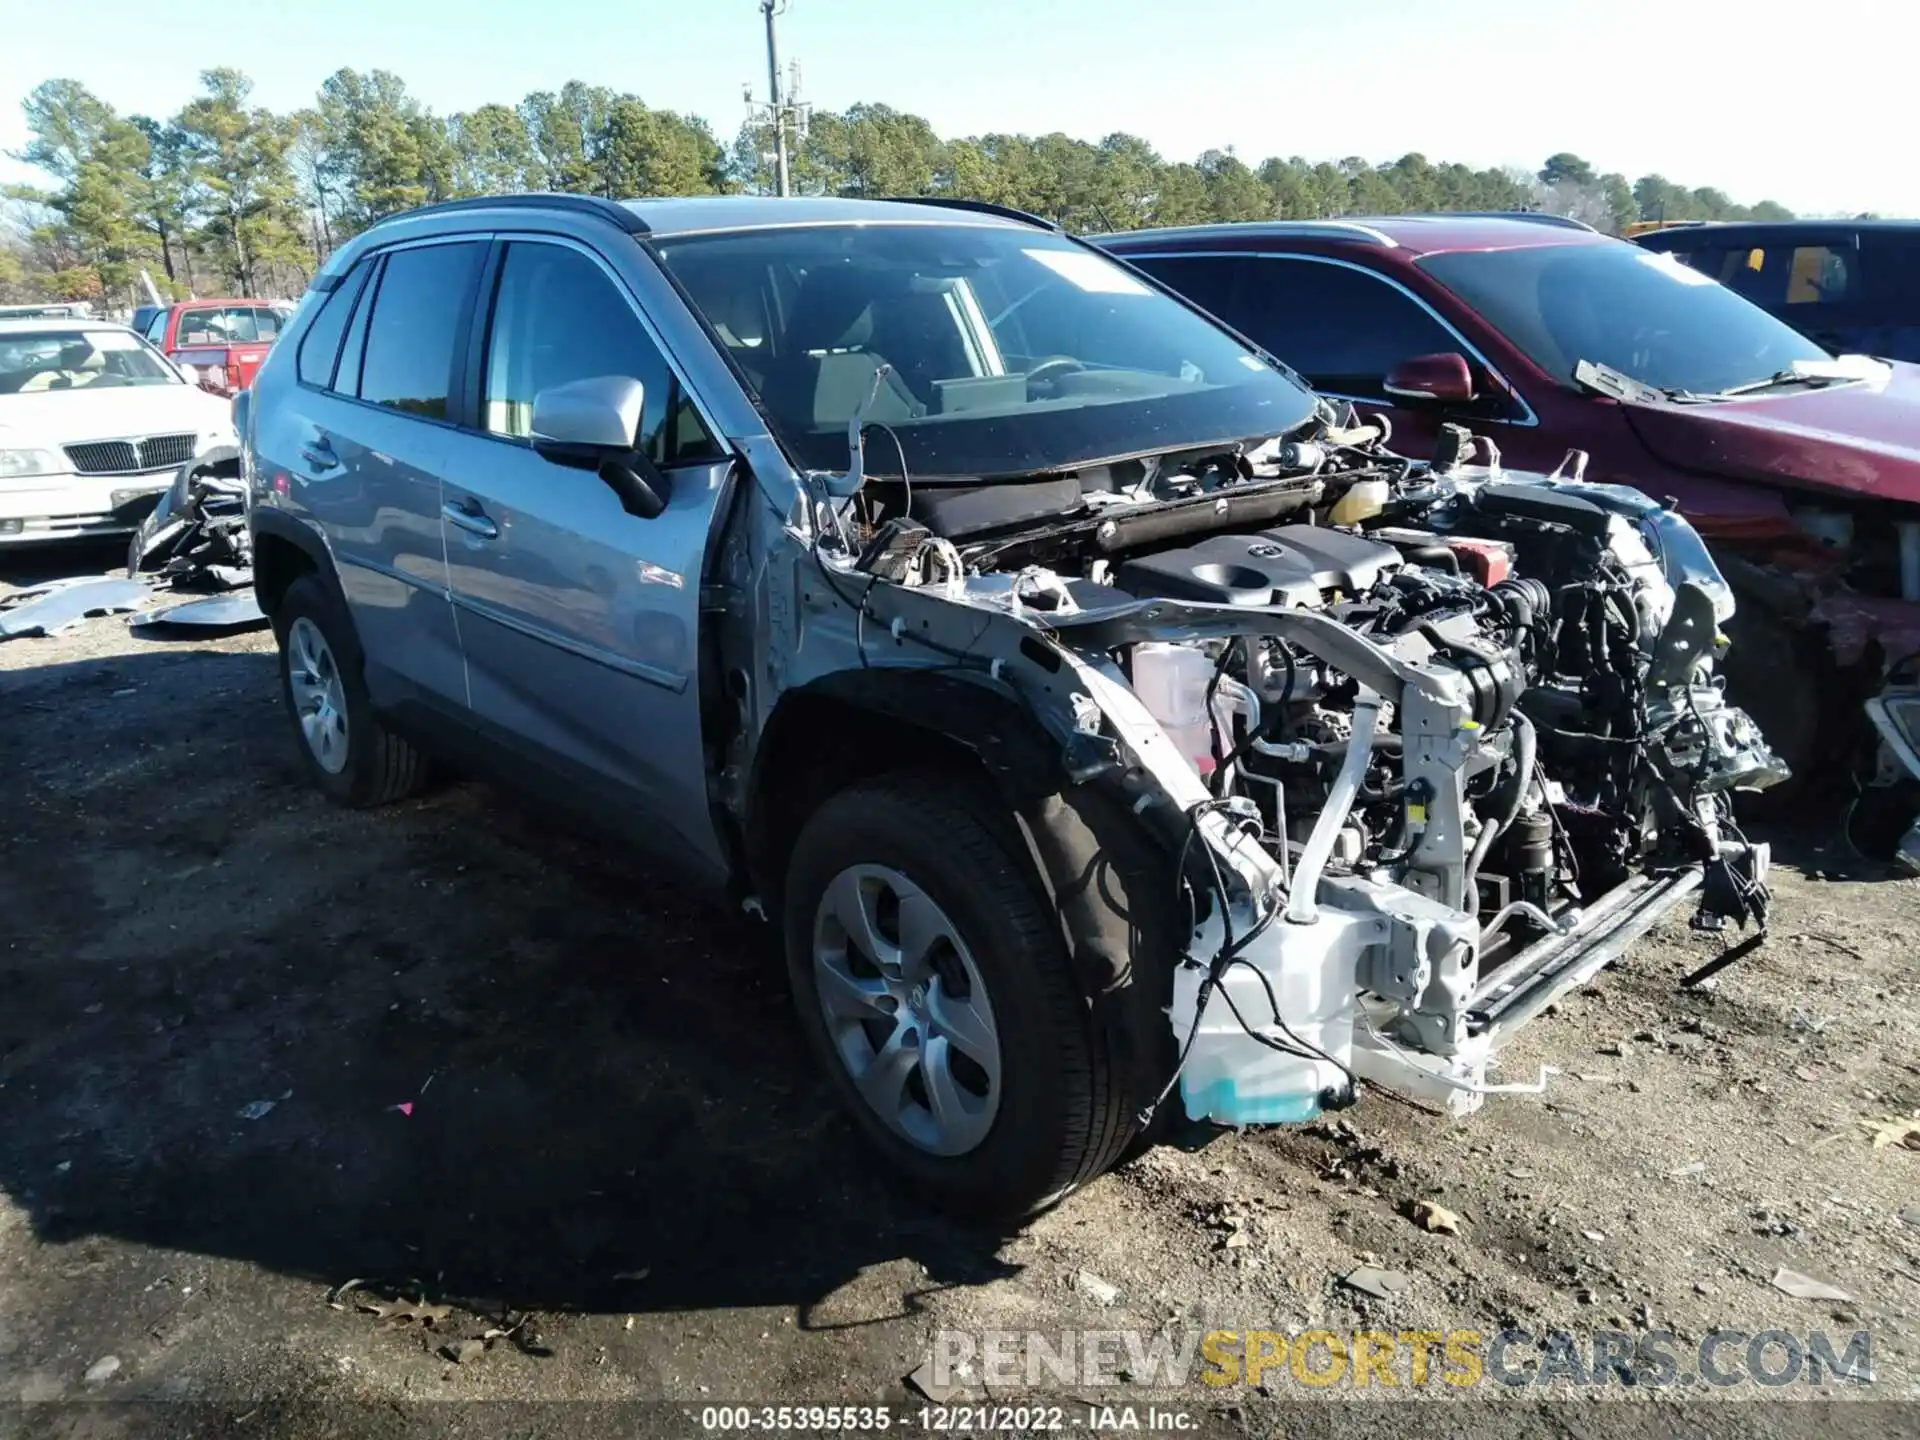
left=762, top=1, right=791, bottom=197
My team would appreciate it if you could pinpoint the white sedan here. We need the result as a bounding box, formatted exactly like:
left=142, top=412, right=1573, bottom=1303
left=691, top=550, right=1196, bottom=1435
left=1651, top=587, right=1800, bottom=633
left=0, top=320, right=235, bottom=544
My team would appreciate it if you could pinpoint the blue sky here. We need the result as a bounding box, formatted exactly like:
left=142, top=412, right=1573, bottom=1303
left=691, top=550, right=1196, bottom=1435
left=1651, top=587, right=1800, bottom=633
left=0, top=0, right=1908, bottom=217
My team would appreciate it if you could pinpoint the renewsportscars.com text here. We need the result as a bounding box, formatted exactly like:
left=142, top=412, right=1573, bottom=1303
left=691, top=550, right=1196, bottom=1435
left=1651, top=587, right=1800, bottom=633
left=931, top=1327, right=1876, bottom=1391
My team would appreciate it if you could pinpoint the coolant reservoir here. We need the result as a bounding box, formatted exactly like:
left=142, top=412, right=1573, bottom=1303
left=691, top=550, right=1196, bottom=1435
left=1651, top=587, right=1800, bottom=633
left=1131, top=642, right=1217, bottom=777
left=1327, top=477, right=1388, bottom=526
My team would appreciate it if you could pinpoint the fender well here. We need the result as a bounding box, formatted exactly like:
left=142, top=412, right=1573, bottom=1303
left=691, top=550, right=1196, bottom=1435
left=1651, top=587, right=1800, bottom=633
left=744, top=668, right=1066, bottom=912
left=250, top=509, right=331, bottom=623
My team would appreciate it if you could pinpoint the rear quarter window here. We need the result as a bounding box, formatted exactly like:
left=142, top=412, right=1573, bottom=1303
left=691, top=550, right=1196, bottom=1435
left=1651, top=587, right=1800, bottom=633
left=296, top=264, right=370, bottom=388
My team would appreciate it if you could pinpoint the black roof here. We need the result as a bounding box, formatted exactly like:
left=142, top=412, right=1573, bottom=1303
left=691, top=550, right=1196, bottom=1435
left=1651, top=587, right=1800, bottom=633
left=1637, top=217, right=1920, bottom=248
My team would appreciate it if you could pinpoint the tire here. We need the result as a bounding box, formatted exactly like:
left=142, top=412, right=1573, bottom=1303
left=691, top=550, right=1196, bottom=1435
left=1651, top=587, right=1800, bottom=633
left=783, top=772, right=1157, bottom=1220
left=272, top=573, right=427, bottom=808
left=1719, top=602, right=1827, bottom=817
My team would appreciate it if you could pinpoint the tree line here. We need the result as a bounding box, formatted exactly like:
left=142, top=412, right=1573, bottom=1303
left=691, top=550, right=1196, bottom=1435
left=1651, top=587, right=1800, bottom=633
left=2, top=67, right=1804, bottom=307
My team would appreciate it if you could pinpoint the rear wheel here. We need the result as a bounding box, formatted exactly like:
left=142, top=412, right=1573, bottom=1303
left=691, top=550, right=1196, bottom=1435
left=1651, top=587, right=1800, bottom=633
left=783, top=773, right=1155, bottom=1219
left=272, top=574, right=427, bottom=807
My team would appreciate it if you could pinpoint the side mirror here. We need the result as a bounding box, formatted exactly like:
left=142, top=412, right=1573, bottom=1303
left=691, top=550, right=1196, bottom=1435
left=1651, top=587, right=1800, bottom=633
left=530, top=375, right=670, bottom=520
left=1383, top=351, right=1476, bottom=405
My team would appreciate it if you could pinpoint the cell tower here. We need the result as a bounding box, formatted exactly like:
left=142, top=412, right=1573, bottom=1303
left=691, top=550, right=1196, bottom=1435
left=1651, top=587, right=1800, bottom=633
left=744, top=1, right=811, bottom=197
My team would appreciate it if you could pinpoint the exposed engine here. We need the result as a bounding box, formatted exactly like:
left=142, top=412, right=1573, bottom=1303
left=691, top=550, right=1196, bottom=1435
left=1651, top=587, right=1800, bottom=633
left=832, top=409, right=1784, bottom=1125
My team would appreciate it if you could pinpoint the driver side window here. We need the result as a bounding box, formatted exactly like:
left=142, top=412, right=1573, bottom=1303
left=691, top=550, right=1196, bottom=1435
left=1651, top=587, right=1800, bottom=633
left=481, top=242, right=717, bottom=465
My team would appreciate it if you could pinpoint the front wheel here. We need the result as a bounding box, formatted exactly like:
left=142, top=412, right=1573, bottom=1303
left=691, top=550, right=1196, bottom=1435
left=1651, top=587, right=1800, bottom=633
left=783, top=774, right=1151, bottom=1219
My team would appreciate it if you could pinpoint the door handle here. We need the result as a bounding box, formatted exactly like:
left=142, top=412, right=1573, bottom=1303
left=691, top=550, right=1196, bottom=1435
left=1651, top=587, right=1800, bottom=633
left=442, top=498, right=499, bottom=540
left=299, top=433, right=339, bottom=472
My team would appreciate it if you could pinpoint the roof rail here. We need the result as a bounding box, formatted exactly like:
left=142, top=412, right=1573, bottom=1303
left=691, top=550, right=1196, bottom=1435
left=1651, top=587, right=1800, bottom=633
left=1411, top=210, right=1598, bottom=232
left=879, top=196, right=1060, bottom=230
left=1100, top=220, right=1398, bottom=248
left=372, top=192, right=651, bottom=236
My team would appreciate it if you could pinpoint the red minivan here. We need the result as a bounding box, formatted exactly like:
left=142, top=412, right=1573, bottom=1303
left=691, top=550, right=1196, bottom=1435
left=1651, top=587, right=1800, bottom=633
left=1099, top=215, right=1920, bottom=770
left=141, top=299, right=290, bottom=396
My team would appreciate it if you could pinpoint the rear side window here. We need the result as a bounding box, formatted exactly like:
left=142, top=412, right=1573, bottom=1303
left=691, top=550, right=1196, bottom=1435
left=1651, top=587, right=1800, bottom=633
left=1129, top=255, right=1244, bottom=321
left=355, top=242, right=483, bottom=419
left=296, top=264, right=368, bottom=388
left=175, top=309, right=223, bottom=345
left=1218, top=257, right=1459, bottom=401
left=480, top=241, right=715, bottom=464
left=144, top=310, right=169, bottom=344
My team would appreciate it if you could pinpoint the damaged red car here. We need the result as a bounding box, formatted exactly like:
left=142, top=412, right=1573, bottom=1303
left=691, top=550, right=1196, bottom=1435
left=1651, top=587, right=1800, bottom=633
left=1100, top=215, right=1920, bottom=821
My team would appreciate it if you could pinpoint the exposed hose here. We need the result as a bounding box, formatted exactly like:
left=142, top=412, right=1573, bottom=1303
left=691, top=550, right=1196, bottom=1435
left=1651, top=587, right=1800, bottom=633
left=1480, top=899, right=1571, bottom=942
left=1464, top=711, right=1537, bottom=895
left=1284, top=689, right=1382, bottom=925
left=1210, top=675, right=1262, bottom=793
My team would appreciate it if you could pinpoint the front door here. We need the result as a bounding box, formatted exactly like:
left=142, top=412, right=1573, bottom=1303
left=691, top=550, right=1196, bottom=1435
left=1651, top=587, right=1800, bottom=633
left=437, top=236, right=734, bottom=877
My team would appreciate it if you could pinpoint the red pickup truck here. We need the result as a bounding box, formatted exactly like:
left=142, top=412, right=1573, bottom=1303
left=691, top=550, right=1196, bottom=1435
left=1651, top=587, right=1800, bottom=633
left=140, top=299, right=292, bottom=396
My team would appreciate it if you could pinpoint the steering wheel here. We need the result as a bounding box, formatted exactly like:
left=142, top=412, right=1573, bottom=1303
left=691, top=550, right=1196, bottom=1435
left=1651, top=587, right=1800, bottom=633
left=1025, top=355, right=1087, bottom=390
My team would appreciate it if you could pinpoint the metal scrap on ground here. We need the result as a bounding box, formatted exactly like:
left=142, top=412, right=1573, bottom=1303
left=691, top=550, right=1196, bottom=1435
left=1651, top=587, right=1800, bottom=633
left=0, top=578, right=151, bottom=639
left=1769, top=1267, right=1854, bottom=1303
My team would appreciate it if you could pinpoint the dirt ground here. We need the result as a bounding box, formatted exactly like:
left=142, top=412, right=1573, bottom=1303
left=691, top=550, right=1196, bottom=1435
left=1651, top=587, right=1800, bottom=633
left=3, top=544, right=1918, bottom=1438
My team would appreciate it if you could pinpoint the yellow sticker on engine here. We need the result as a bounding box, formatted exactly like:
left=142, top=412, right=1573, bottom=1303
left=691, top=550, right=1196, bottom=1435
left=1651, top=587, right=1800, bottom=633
left=1407, top=804, right=1429, bottom=824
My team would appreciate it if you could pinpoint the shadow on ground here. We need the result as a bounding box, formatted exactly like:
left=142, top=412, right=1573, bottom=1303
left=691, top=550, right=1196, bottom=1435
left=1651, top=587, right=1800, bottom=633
left=0, top=642, right=1017, bottom=1333
left=0, top=538, right=130, bottom=591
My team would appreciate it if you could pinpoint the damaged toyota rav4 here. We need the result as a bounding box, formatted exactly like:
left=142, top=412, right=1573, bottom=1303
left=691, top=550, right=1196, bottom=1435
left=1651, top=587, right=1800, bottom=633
left=243, top=195, right=1783, bottom=1217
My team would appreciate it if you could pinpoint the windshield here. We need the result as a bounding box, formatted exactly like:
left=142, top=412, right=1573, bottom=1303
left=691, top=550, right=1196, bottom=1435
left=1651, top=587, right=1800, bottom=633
left=1417, top=244, right=1832, bottom=397
left=654, top=223, right=1316, bottom=479
left=0, top=328, right=182, bottom=395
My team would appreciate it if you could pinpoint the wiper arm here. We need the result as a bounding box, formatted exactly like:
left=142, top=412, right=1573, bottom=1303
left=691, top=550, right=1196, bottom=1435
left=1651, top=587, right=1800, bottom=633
left=1708, top=364, right=1858, bottom=398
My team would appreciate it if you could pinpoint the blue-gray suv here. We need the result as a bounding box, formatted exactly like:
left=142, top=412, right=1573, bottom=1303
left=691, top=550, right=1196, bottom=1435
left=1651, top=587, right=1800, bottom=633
left=242, top=194, right=1778, bottom=1217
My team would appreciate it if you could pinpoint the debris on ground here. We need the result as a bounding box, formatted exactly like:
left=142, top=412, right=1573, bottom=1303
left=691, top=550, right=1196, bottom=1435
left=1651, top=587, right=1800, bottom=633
left=906, top=1356, right=977, bottom=1404
left=1668, top=1160, right=1707, bottom=1178
left=358, top=1294, right=451, bottom=1324
left=1341, top=1266, right=1411, bottom=1299
left=83, top=1355, right=121, bottom=1384
left=1859, top=1111, right=1920, bottom=1150
left=125, top=454, right=265, bottom=633
left=1770, top=1267, right=1854, bottom=1302
left=1408, top=1200, right=1463, bottom=1236
left=324, top=1278, right=450, bottom=1325
left=611, top=1268, right=652, bottom=1283
left=130, top=591, right=266, bottom=633
left=325, top=1279, right=370, bottom=1310
left=235, top=1100, right=276, bottom=1121
left=442, top=1338, right=486, bottom=1365
left=0, top=578, right=151, bottom=639
left=1076, top=1270, right=1121, bottom=1306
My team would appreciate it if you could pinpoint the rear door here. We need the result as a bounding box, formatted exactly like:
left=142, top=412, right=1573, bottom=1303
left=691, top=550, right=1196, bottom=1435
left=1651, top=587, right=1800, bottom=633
left=435, top=234, right=734, bottom=875
left=276, top=238, right=485, bottom=714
